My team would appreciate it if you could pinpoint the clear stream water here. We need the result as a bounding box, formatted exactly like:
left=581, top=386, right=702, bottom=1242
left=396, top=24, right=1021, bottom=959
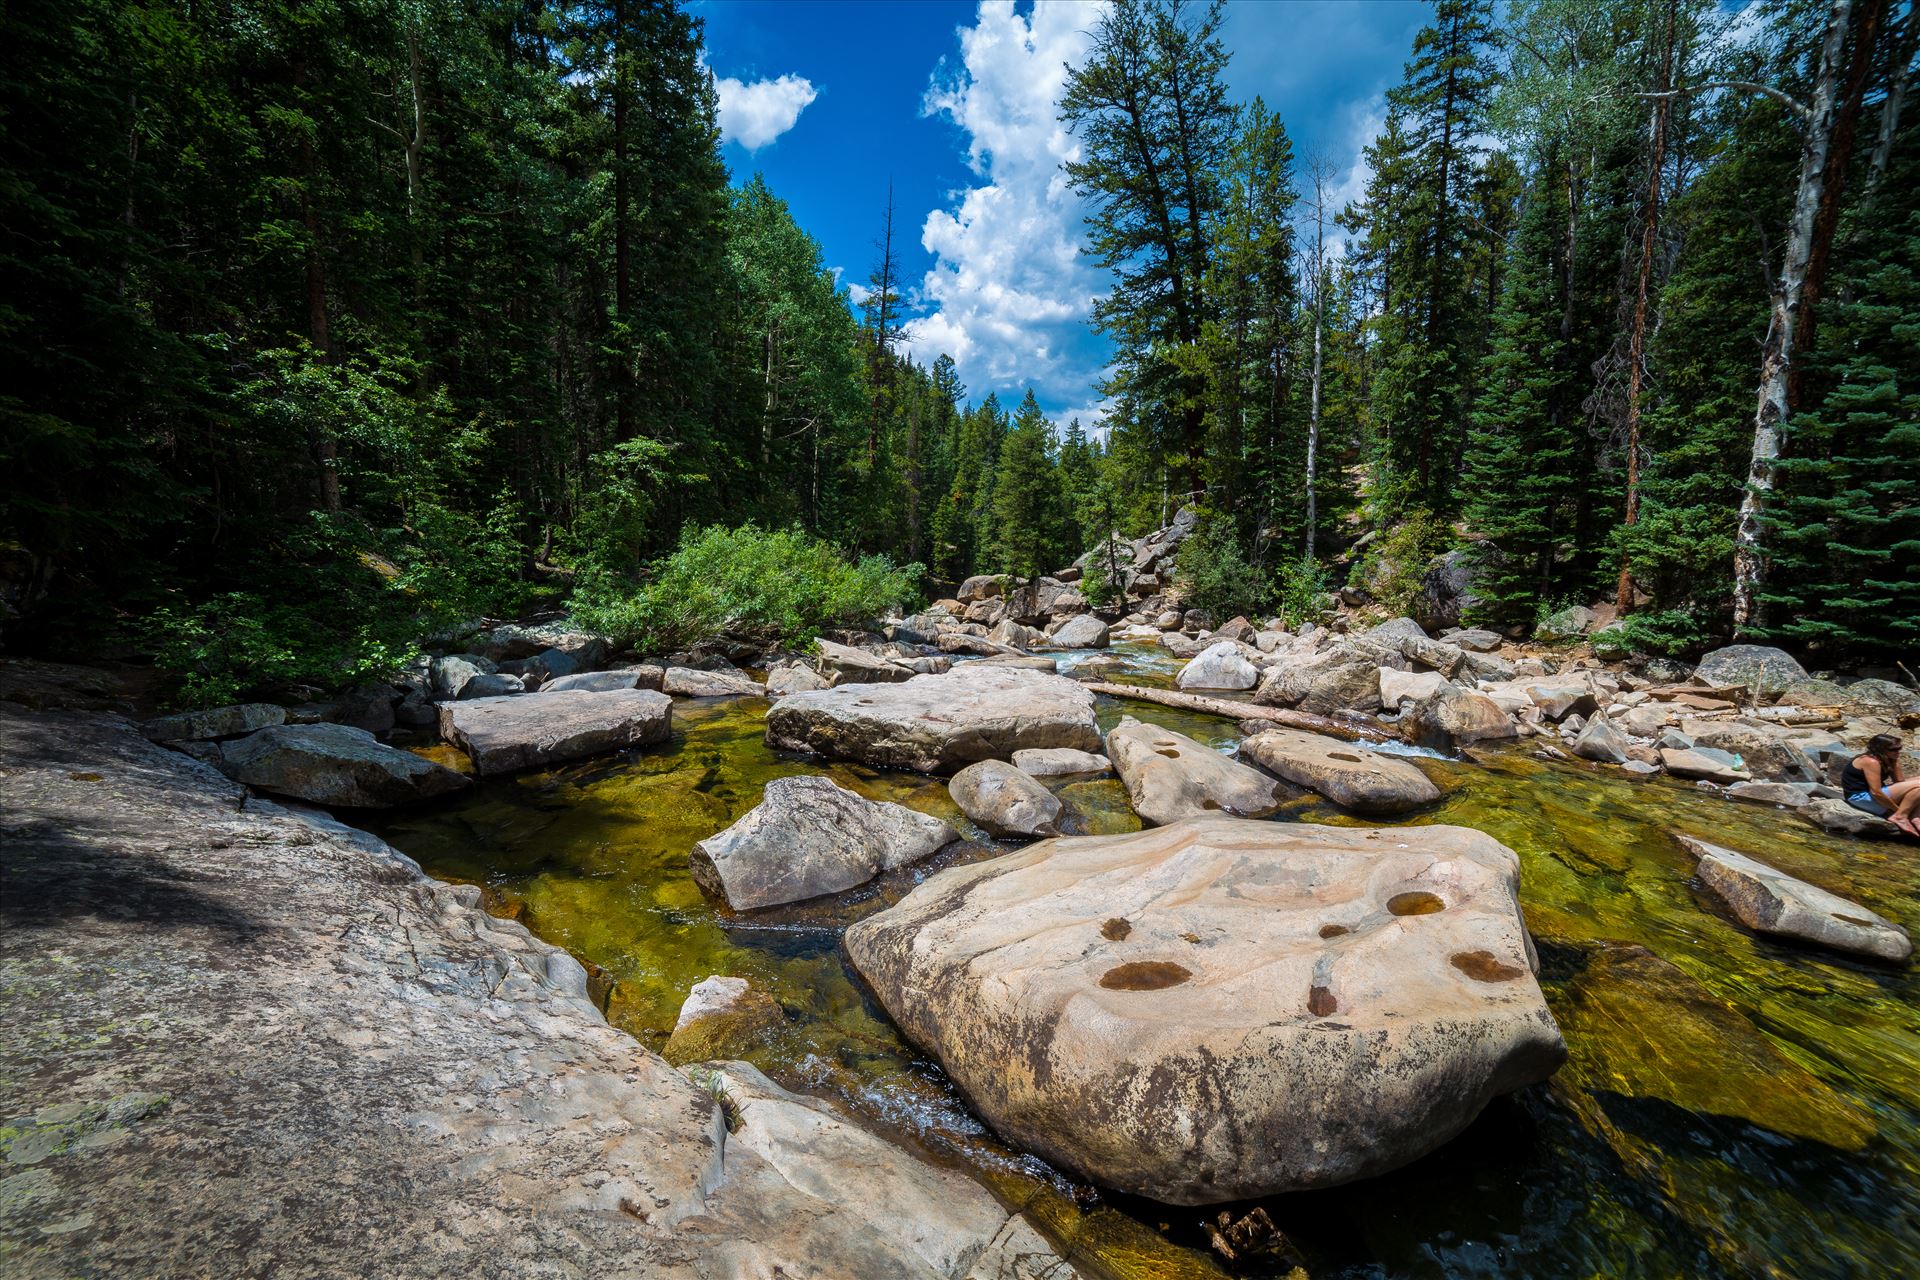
left=371, top=646, right=1920, bottom=1279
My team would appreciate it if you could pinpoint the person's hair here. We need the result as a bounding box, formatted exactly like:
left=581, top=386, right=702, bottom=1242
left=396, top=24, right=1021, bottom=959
left=1867, top=734, right=1903, bottom=767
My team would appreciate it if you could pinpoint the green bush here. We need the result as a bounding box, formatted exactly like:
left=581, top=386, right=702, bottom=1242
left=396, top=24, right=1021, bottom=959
left=1174, top=514, right=1270, bottom=620
left=1275, top=556, right=1332, bottom=628
left=1613, top=608, right=1714, bottom=657
left=573, top=523, right=921, bottom=651
left=1352, top=507, right=1449, bottom=616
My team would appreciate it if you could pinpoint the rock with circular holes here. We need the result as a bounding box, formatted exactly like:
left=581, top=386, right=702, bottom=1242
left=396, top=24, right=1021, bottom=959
left=1238, top=727, right=1441, bottom=815
left=1105, top=717, right=1280, bottom=826
left=843, top=816, right=1565, bottom=1204
left=1678, top=835, right=1911, bottom=962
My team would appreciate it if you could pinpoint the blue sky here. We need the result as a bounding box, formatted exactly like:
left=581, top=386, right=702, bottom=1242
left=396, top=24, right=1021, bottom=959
left=694, top=0, right=1431, bottom=429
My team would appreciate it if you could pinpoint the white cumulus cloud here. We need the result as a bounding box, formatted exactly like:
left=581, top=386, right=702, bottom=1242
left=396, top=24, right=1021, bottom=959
left=902, top=0, right=1107, bottom=405
left=714, top=72, right=818, bottom=151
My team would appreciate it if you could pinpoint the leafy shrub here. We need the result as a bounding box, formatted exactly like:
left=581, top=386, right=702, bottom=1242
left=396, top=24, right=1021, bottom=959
left=1275, top=556, right=1332, bottom=628
left=1351, top=507, right=1449, bottom=616
left=573, top=523, right=920, bottom=651
left=1613, top=608, right=1715, bottom=657
left=1174, top=514, right=1270, bottom=620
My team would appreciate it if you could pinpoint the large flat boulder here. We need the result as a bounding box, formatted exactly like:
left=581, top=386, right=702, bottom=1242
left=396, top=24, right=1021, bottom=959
left=220, top=723, right=469, bottom=808
left=439, top=689, right=671, bottom=776
left=661, top=666, right=765, bottom=698
left=1239, top=728, right=1441, bottom=815
left=814, top=639, right=915, bottom=686
left=1677, top=836, right=1911, bottom=963
left=142, top=703, right=286, bottom=743
left=843, top=817, right=1566, bottom=1204
left=1403, top=684, right=1518, bottom=752
left=1106, top=717, right=1279, bottom=826
left=689, top=775, right=955, bottom=910
left=1694, top=644, right=1809, bottom=695
left=764, top=666, right=1101, bottom=774
left=1012, top=747, right=1111, bottom=778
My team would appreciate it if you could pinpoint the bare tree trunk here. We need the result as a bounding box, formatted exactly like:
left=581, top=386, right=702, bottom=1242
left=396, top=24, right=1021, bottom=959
left=1732, top=0, right=1858, bottom=634
left=1305, top=163, right=1329, bottom=562
left=1617, top=0, right=1677, bottom=610
left=1867, top=3, right=1917, bottom=186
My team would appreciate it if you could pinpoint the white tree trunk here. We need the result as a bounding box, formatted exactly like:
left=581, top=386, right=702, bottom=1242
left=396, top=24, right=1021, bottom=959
left=1732, top=0, right=1855, bottom=634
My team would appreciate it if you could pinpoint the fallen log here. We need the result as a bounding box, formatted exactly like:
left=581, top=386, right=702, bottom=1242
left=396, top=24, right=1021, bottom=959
left=1078, top=681, right=1392, bottom=742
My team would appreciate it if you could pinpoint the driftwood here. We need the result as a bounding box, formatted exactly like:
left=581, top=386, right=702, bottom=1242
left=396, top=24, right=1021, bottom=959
left=1079, top=681, right=1392, bottom=742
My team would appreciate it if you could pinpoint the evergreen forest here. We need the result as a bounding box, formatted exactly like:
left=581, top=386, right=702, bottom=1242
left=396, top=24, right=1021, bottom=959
left=3, top=0, right=1916, bottom=705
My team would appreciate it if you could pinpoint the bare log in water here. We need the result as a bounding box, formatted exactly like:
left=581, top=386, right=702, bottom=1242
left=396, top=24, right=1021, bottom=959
left=1078, top=681, right=1391, bottom=742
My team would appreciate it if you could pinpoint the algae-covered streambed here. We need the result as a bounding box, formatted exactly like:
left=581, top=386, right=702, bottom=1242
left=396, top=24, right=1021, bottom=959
left=372, top=652, right=1920, bottom=1279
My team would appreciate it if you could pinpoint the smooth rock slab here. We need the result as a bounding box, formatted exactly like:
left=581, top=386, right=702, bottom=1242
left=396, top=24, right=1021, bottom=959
left=221, top=723, right=469, bottom=808
left=1012, top=748, right=1112, bottom=778
left=142, top=703, right=286, bottom=743
left=765, top=666, right=1101, bottom=774
left=1239, top=728, right=1442, bottom=815
left=1804, top=796, right=1903, bottom=839
left=1048, top=614, right=1111, bottom=649
left=1106, top=717, right=1279, bottom=826
left=439, top=688, right=671, bottom=776
left=543, top=669, right=656, bottom=694
left=948, top=760, right=1063, bottom=837
left=662, top=666, right=765, bottom=698
left=1659, top=747, right=1750, bottom=784
left=1677, top=836, right=1911, bottom=963
left=843, top=816, right=1566, bottom=1204
left=1175, top=641, right=1259, bottom=691
left=689, top=775, right=956, bottom=909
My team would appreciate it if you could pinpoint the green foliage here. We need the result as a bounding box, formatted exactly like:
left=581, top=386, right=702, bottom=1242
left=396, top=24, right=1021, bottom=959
left=1174, top=513, right=1270, bottom=620
left=1611, top=608, right=1714, bottom=658
left=1356, top=507, right=1450, bottom=616
left=573, top=524, right=920, bottom=652
left=1275, top=556, right=1332, bottom=628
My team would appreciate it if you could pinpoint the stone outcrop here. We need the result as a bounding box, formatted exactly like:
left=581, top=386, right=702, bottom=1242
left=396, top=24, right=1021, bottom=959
left=439, top=688, right=672, bottom=776
left=0, top=707, right=1079, bottom=1279
left=689, top=775, right=955, bottom=909
left=220, top=723, right=470, bottom=807
left=948, top=760, right=1063, bottom=838
left=1105, top=717, right=1280, bottom=825
left=765, top=666, right=1102, bottom=774
left=1239, top=727, right=1442, bottom=815
left=843, top=816, right=1565, bottom=1204
left=1678, top=836, right=1911, bottom=963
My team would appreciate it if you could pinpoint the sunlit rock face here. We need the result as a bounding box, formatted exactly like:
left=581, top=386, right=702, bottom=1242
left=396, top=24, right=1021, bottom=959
left=844, top=816, right=1566, bottom=1204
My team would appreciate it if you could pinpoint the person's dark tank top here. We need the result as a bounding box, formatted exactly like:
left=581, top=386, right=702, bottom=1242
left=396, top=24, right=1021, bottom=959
left=1842, top=758, right=1873, bottom=794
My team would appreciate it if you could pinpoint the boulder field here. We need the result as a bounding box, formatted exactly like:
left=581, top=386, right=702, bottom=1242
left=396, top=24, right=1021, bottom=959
left=843, top=816, right=1566, bottom=1204
left=0, top=706, right=1079, bottom=1279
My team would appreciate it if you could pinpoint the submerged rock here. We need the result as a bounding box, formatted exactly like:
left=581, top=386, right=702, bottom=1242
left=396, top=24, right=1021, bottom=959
left=948, top=760, right=1063, bottom=837
left=765, top=666, right=1102, bottom=774
left=1239, top=727, right=1441, bottom=815
left=1105, top=717, right=1280, bottom=826
left=689, top=775, right=956, bottom=909
left=843, top=816, right=1566, bottom=1204
left=662, top=976, right=785, bottom=1064
left=221, top=723, right=470, bottom=808
left=1678, top=836, right=1910, bottom=963
left=439, top=688, right=671, bottom=776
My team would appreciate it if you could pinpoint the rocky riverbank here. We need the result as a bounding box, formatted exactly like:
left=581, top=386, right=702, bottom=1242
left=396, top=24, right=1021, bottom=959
left=0, top=705, right=1082, bottom=1279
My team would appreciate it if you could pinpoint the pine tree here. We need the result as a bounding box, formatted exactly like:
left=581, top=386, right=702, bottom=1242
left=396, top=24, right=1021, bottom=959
left=987, top=391, right=1072, bottom=581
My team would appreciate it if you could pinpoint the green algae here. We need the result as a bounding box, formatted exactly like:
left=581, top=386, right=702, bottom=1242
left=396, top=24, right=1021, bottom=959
left=375, top=673, right=1920, bottom=1280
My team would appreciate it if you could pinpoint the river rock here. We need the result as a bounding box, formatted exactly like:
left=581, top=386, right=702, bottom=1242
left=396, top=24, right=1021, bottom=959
left=430, top=652, right=496, bottom=698
left=1403, top=684, right=1518, bottom=752
left=987, top=619, right=1045, bottom=650
left=1571, top=715, right=1630, bottom=764
left=220, top=723, right=470, bottom=808
left=1681, top=719, right=1818, bottom=783
left=1175, top=640, right=1259, bottom=691
left=1048, top=613, right=1110, bottom=648
left=457, top=672, right=525, bottom=699
left=1255, top=652, right=1382, bottom=715
left=1536, top=605, right=1597, bottom=642
left=1365, top=616, right=1429, bottom=645
left=1518, top=680, right=1598, bottom=721
left=815, top=639, right=914, bottom=685
left=142, top=702, right=286, bottom=743
left=689, top=775, right=955, bottom=909
left=439, top=688, right=671, bottom=776
left=765, top=666, right=1101, bottom=774
left=1012, top=747, right=1111, bottom=778
left=765, top=661, right=830, bottom=698
left=662, top=666, right=764, bottom=698
left=661, top=976, right=785, bottom=1064
left=948, top=760, right=1063, bottom=838
left=1725, top=780, right=1813, bottom=808
left=1694, top=644, right=1809, bottom=695
left=543, top=669, right=657, bottom=694
left=1106, top=717, right=1279, bottom=825
left=957, top=574, right=1003, bottom=602
left=1804, top=796, right=1903, bottom=838
left=1380, top=667, right=1447, bottom=710
left=1659, top=747, right=1750, bottom=784
left=842, top=816, right=1566, bottom=1204
left=1449, top=628, right=1503, bottom=653
left=1618, top=703, right=1668, bottom=737
left=1239, top=728, right=1441, bottom=815
left=1678, top=836, right=1911, bottom=962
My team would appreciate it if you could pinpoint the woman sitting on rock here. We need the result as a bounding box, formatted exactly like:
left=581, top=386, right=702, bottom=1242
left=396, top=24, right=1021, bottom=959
left=1843, top=735, right=1920, bottom=836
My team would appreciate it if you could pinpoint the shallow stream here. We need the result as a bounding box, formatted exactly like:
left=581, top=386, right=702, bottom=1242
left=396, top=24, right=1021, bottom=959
left=372, top=647, right=1920, bottom=1279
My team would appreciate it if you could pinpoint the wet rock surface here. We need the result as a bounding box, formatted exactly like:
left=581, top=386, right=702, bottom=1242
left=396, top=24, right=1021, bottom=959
left=844, top=816, right=1566, bottom=1204
left=0, top=707, right=1085, bottom=1279
left=1678, top=836, right=1911, bottom=963
left=765, top=666, right=1102, bottom=774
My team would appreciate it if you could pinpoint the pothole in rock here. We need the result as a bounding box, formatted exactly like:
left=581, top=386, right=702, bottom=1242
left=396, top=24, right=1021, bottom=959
left=1098, top=960, right=1193, bottom=991
left=1101, top=917, right=1132, bottom=940
left=1387, top=891, right=1446, bottom=916
left=1449, top=950, right=1526, bottom=982
left=1319, top=923, right=1351, bottom=938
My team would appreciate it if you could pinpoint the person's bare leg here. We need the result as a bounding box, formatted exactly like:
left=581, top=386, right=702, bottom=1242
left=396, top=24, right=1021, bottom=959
left=1885, top=777, right=1920, bottom=835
